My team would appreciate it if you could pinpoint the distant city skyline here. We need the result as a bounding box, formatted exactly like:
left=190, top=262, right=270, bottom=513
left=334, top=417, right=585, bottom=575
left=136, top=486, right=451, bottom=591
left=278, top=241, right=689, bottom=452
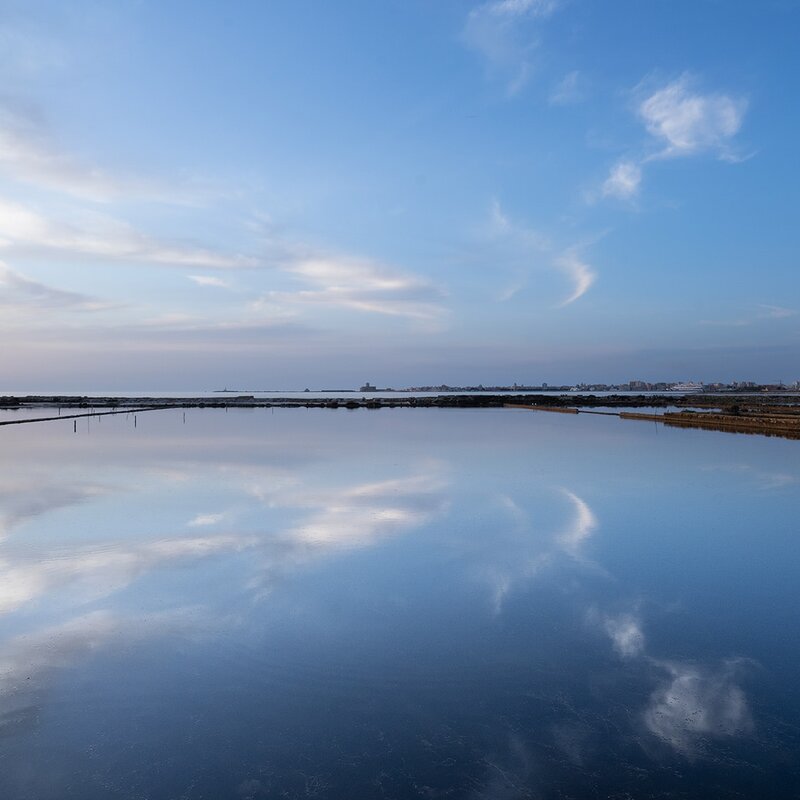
left=0, top=0, right=798, bottom=390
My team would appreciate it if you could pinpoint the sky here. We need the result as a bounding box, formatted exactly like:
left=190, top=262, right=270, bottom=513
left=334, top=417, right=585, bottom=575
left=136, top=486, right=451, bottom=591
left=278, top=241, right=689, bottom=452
left=0, top=0, right=798, bottom=391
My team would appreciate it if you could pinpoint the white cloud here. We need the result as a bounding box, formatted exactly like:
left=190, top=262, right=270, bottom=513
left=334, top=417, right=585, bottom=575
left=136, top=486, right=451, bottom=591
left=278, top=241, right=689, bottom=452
left=259, top=256, right=447, bottom=321
left=599, top=76, right=748, bottom=203
left=489, top=0, right=559, bottom=12
left=555, top=249, right=596, bottom=307
left=188, top=512, right=225, bottom=527
left=639, top=76, right=747, bottom=160
left=462, top=0, right=560, bottom=95
left=188, top=275, right=232, bottom=289
left=0, top=198, right=257, bottom=269
left=644, top=659, right=753, bottom=754
left=602, top=160, right=642, bottom=200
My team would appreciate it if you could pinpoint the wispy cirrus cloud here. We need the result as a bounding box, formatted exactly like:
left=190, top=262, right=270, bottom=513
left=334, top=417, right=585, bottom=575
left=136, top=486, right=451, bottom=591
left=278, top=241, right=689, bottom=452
left=0, top=102, right=213, bottom=205
left=188, top=275, right=232, bottom=289
left=188, top=512, right=225, bottom=527
left=0, top=197, right=257, bottom=269
left=254, top=255, right=447, bottom=322
left=601, top=160, right=642, bottom=200
left=0, top=260, right=116, bottom=314
left=555, top=249, right=597, bottom=307
left=700, top=304, right=796, bottom=327
left=549, top=70, right=584, bottom=106
left=601, top=75, right=749, bottom=202
left=486, top=201, right=597, bottom=306
left=462, top=0, right=561, bottom=95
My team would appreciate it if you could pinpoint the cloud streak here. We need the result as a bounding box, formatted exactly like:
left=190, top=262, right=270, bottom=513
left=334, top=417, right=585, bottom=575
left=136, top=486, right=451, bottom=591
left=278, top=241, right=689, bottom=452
left=462, top=0, right=560, bottom=95
left=256, top=255, right=447, bottom=321
left=555, top=250, right=597, bottom=307
left=700, top=304, right=797, bottom=327
left=485, top=201, right=598, bottom=306
left=0, top=103, right=211, bottom=205
left=0, top=198, right=257, bottom=269
left=0, top=261, right=115, bottom=314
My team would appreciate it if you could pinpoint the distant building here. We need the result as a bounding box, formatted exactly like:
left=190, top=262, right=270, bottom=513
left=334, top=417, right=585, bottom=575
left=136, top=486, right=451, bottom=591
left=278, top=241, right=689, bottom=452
left=360, top=382, right=377, bottom=392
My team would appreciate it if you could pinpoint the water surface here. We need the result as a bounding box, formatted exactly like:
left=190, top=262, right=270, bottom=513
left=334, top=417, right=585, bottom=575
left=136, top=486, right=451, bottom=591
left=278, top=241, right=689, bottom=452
left=0, top=408, right=798, bottom=798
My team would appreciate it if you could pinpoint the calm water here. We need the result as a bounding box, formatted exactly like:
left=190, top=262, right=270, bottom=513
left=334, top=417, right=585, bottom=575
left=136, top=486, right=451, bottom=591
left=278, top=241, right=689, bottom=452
left=0, top=408, right=798, bottom=798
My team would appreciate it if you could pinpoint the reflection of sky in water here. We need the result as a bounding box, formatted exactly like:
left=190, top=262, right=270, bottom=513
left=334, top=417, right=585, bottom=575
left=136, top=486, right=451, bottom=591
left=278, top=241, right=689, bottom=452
left=0, top=408, right=798, bottom=798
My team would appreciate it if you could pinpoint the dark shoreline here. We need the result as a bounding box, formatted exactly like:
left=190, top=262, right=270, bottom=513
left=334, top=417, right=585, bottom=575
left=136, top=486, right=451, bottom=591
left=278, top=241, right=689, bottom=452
left=1, top=393, right=799, bottom=439
left=1, top=391, right=799, bottom=410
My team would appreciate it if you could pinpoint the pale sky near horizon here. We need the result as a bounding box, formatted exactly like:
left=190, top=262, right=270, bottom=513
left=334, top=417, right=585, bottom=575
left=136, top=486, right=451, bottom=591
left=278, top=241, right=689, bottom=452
left=0, top=0, right=798, bottom=390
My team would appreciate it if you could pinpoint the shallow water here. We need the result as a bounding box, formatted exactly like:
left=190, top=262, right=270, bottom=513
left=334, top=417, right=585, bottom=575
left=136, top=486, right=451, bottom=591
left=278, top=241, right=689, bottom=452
left=0, top=407, right=798, bottom=798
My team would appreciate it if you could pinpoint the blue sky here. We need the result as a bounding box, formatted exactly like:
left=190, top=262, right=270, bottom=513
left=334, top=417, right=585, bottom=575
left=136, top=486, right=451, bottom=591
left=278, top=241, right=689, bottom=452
left=0, top=0, right=798, bottom=390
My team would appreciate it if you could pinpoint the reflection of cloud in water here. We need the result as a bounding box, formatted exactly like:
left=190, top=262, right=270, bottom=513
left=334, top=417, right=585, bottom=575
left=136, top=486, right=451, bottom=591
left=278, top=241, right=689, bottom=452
left=0, top=534, right=257, bottom=615
left=288, top=475, right=447, bottom=548
left=471, top=734, right=535, bottom=800
left=600, top=612, right=646, bottom=659
left=595, top=609, right=754, bottom=756
left=701, top=463, right=798, bottom=491
left=487, top=488, right=598, bottom=614
left=644, top=659, right=753, bottom=754
left=0, top=609, right=205, bottom=722
left=0, top=478, right=112, bottom=539
left=248, top=472, right=448, bottom=595
left=557, top=489, right=597, bottom=557
left=0, top=461, right=447, bottom=616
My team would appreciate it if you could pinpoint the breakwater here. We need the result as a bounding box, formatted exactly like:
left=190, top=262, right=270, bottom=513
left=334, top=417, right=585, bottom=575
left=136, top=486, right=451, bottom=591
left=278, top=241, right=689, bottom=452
left=508, top=402, right=800, bottom=440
